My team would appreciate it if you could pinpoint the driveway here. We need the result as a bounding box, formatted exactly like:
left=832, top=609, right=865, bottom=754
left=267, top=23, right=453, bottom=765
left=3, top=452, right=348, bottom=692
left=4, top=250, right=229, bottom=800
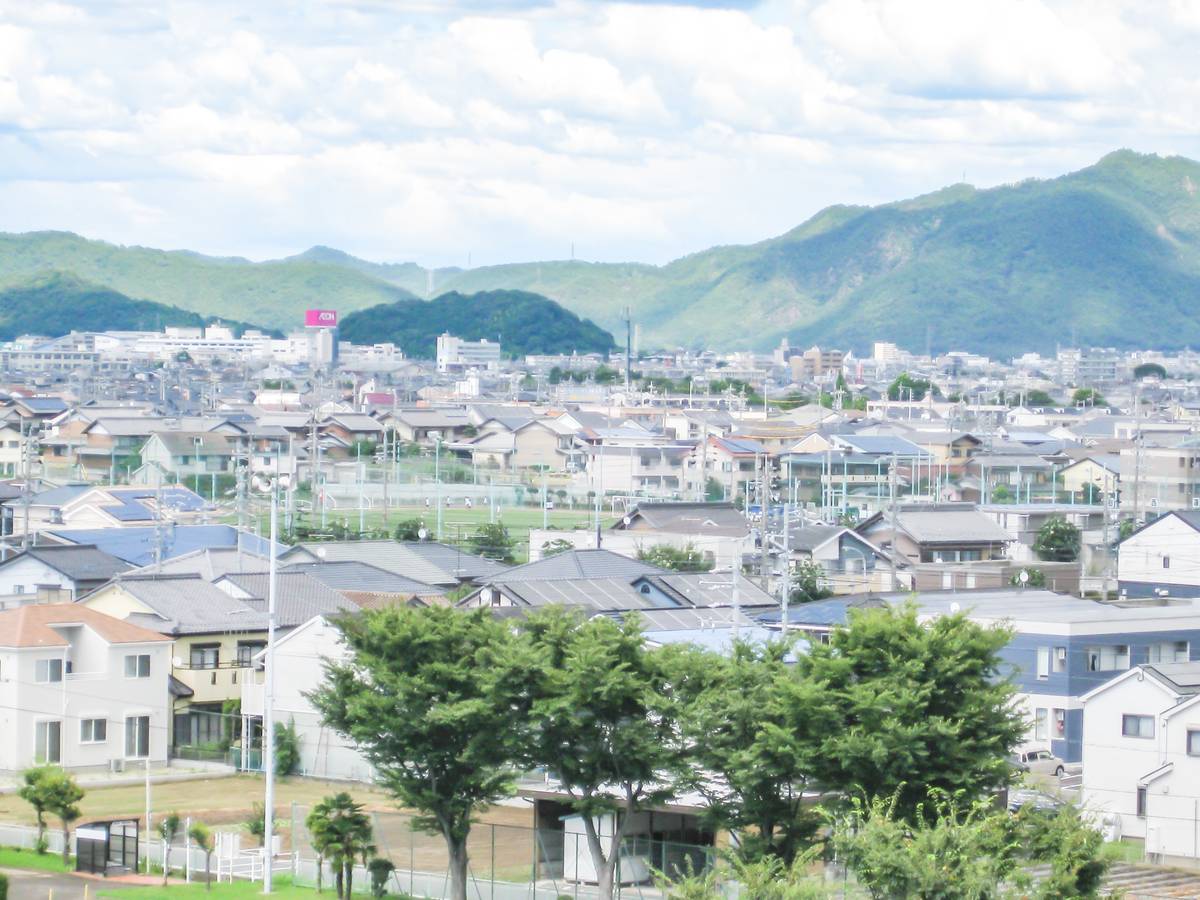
left=1, top=868, right=96, bottom=900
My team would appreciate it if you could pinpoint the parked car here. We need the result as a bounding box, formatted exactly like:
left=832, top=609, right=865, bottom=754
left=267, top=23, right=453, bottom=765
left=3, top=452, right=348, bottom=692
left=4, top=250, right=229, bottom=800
left=1010, top=748, right=1066, bottom=778
left=1007, top=788, right=1065, bottom=814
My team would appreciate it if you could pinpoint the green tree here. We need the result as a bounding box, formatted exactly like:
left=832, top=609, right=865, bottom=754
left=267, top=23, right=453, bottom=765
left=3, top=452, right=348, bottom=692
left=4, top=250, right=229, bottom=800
left=368, top=858, right=395, bottom=898
left=789, top=559, right=832, bottom=603
left=1034, top=516, right=1082, bottom=562
left=829, top=792, right=1021, bottom=900
left=796, top=603, right=1023, bottom=821
left=159, top=812, right=182, bottom=885
left=468, top=522, right=516, bottom=562
left=664, top=639, right=826, bottom=865
left=188, top=822, right=214, bottom=891
left=522, top=609, right=685, bottom=900
left=636, top=543, right=714, bottom=572
left=990, top=483, right=1013, bottom=503
left=275, top=717, right=302, bottom=777
left=305, top=793, right=375, bottom=900
left=540, top=538, right=575, bottom=557
left=887, top=373, right=937, bottom=402
left=1023, top=389, right=1056, bottom=407
left=310, top=607, right=526, bottom=900
left=1010, top=568, right=1047, bottom=588
left=1071, top=387, right=1106, bottom=407
left=42, top=769, right=84, bottom=866
left=1133, top=362, right=1167, bottom=380
left=704, top=477, right=724, bottom=501
left=1118, top=518, right=1138, bottom=542
left=1018, top=805, right=1111, bottom=899
left=17, top=767, right=55, bottom=853
left=394, top=518, right=423, bottom=541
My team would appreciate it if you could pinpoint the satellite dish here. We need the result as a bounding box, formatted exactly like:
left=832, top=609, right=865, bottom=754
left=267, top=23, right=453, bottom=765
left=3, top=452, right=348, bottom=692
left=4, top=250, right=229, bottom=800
left=1019, top=569, right=1030, bottom=585
left=418, top=528, right=428, bottom=541
left=622, top=516, right=632, bottom=526
left=316, top=547, right=326, bottom=559
left=251, top=474, right=270, bottom=493
left=172, top=656, right=182, bottom=667
left=949, top=602, right=961, bottom=614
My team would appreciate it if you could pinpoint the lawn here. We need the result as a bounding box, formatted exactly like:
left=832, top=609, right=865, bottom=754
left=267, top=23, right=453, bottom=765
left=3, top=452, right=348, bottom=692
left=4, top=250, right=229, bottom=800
left=0, top=846, right=72, bottom=873
left=98, top=875, right=324, bottom=900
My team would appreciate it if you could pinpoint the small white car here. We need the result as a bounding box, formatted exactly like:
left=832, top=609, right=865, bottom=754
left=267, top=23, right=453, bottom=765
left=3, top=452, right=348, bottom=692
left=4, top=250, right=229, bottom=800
left=1011, top=748, right=1066, bottom=778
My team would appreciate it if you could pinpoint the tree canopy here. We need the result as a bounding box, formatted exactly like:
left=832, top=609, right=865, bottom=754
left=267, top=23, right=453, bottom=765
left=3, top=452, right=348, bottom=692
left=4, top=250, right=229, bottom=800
left=1034, top=516, right=1082, bottom=562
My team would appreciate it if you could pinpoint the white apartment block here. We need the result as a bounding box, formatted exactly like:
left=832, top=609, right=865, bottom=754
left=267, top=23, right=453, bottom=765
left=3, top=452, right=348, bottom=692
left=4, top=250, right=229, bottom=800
left=436, top=334, right=501, bottom=373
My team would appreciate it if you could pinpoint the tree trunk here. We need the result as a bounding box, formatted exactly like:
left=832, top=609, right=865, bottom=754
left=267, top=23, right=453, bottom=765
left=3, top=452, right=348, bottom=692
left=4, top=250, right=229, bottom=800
left=35, top=814, right=46, bottom=853
left=344, top=860, right=353, bottom=899
left=316, top=853, right=324, bottom=893
left=205, top=852, right=212, bottom=891
left=334, top=862, right=344, bottom=900
left=61, top=821, right=71, bottom=866
left=446, top=836, right=470, bottom=900
left=163, top=844, right=171, bottom=886
left=582, top=809, right=633, bottom=900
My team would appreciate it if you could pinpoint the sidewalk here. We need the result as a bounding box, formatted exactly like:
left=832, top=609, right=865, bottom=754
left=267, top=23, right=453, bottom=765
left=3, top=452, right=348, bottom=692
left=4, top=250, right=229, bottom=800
left=0, top=761, right=235, bottom=794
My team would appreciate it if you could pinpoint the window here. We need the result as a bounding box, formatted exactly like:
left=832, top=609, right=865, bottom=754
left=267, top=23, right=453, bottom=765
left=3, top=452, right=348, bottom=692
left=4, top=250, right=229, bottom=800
left=35, top=658, right=64, bottom=683
left=1149, top=641, right=1189, bottom=664
left=189, top=645, right=219, bottom=669
left=80, top=718, right=107, bottom=743
left=1036, top=647, right=1050, bottom=680
left=1053, top=647, right=1067, bottom=673
left=1085, top=645, right=1130, bottom=671
left=13, top=584, right=24, bottom=594
left=1053, top=708, right=1066, bottom=738
left=1034, top=708, right=1048, bottom=741
left=1122, top=714, right=1155, bottom=738
left=124, top=654, right=150, bottom=678
left=1136, top=786, right=1147, bottom=818
left=35, top=721, right=61, bottom=763
left=1188, top=730, right=1200, bottom=757
left=1164, top=556, right=1171, bottom=569
left=124, top=715, right=150, bottom=758
left=236, top=642, right=266, bottom=666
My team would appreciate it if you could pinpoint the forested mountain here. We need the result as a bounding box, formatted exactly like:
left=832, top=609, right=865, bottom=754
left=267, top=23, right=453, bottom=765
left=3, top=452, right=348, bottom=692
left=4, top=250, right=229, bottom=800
left=339, top=289, right=615, bottom=358
left=5, top=151, right=1200, bottom=354
left=0, top=273, right=267, bottom=341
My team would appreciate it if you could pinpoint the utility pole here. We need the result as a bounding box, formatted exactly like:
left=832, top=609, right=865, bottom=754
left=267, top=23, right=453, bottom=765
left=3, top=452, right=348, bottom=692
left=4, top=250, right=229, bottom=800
left=1132, top=381, right=1144, bottom=523
left=779, top=499, right=791, bottom=633
left=622, top=306, right=632, bottom=392
left=888, top=453, right=898, bottom=590
left=262, top=450, right=279, bottom=894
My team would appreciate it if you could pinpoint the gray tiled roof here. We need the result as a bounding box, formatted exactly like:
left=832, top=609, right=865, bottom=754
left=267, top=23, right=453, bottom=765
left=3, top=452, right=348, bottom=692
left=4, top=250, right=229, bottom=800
left=787, top=525, right=846, bottom=553
left=132, top=547, right=272, bottom=580
left=282, top=560, right=440, bottom=594
left=283, top=540, right=508, bottom=585
left=622, top=502, right=748, bottom=537
left=1144, top=661, right=1200, bottom=695
left=21, top=544, right=132, bottom=583
left=107, top=575, right=268, bottom=635
left=491, top=549, right=665, bottom=583
left=217, top=572, right=358, bottom=627
left=644, top=572, right=776, bottom=608
left=476, top=577, right=675, bottom=610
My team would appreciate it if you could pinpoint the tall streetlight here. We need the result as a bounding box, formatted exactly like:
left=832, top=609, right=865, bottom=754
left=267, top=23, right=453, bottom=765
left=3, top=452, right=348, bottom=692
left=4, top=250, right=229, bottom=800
left=252, top=453, right=289, bottom=893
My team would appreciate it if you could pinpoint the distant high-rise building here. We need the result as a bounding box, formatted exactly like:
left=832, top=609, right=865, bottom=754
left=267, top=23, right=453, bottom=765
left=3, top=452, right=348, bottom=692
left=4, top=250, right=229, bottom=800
left=436, top=333, right=501, bottom=373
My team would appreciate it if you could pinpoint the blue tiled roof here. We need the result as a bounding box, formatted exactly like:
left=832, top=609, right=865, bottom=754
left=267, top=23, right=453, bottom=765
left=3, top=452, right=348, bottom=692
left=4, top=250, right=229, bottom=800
left=101, top=487, right=208, bottom=521
left=47, top=525, right=280, bottom=567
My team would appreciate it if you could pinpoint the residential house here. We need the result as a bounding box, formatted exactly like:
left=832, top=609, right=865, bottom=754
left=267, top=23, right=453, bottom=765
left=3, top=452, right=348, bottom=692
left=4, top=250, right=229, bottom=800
left=2, top=484, right=209, bottom=534
left=1118, top=512, right=1200, bottom=599
left=699, top=436, right=770, bottom=504
left=279, top=540, right=509, bottom=587
left=979, top=503, right=1105, bottom=564
left=450, top=417, right=575, bottom=471
left=0, top=604, right=172, bottom=772
left=0, top=420, right=25, bottom=477
left=0, top=544, right=132, bottom=607
left=139, top=432, right=235, bottom=482
left=46, top=525, right=275, bottom=567
left=1119, top=438, right=1200, bottom=516
left=857, top=503, right=1012, bottom=564
left=1081, top=662, right=1200, bottom=864
left=380, top=408, right=472, bottom=444
left=1057, top=455, right=1122, bottom=502
left=787, top=525, right=896, bottom=594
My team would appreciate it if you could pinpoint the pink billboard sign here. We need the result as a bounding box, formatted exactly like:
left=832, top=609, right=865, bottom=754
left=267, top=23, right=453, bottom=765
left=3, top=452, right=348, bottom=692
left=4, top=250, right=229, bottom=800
left=305, top=309, right=338, bottom=327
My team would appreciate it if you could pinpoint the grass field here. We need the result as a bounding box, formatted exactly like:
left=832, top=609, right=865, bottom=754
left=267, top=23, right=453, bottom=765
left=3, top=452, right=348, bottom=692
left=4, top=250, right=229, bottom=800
left=0, top=845, right=72, bottom=872
left=98, top=875, right=325, bottom=899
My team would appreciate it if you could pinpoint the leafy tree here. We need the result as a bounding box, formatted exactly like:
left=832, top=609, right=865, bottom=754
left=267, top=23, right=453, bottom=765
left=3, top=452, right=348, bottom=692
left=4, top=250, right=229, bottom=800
left=796, top=603, right=1023, bottom=821
left=656, top=852, right=826, bottom=899
left=159, top=812, right=182, bottom=885
left=789, top=559, right=832, bottom=603
left=1118, top=518, right=1138, bottom=542
left=1010, top=568, right=1047, bottom=588
left=188, top=822, right=214, bottom=891
left=521, top=609, right=685, bottom=900
left=704, top=477, right=724, bottom=501
left=636, top=543, right=714, bottom=572
left=42, top=769, right=84, bottom=866
left=1133, top=362, right=1167, bottom=380
left=887, top=373, right=937, bottom=402
left=664, top=639, right=825, bottom=865
left=1022, top=389, right=1056, bottom=407
left=990, top=483, right=1013, bottom=503
left=275, top=717, right=302, bottom=777
left=1080, top=482, right=1101, bottom=504
left=17, top=767, right=55, bottom=853
left=368, top=858, right=395, bottom=898
left=305, top=793, right=375, bottom=900
left=540, top=538, right=575, bottom=557
left=1017, top=805, right=1111, bottom=898
left=1071, top=387, right=1106, bottom=407
left=310, top=607, right=527, bottom=900
left=469, top=522, right=516, bottom=562
left=829, top=792, right=1021, bottom=899
left=245, top=802, right=277, bottom=845
left=394, top=518, right=423, bottom=541
left=1034, top=516, right=1082, bottom=562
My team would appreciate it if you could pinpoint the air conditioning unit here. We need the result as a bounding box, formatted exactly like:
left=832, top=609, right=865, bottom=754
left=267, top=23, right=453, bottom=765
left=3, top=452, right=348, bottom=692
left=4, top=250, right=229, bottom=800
left=109, top=758, right=125, bottom=774
left=1056, top=647, right=1067, bottom=664
left=1191, top=497, right=1200, bottom=510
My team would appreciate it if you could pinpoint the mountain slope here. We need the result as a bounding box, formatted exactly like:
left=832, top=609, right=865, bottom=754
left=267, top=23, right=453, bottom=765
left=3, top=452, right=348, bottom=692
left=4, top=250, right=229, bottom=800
left=339, top=289, right=615, bottom=359
left=0, top=232, right=420, bottom=331
left=4, top=151, right=1200, bottom=354
left=0, top=273, right=269, bottom=341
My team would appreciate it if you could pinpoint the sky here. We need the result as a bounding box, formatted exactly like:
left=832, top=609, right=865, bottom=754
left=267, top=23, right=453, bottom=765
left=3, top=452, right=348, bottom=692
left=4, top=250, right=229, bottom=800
left=1, top=0, right=1198, bottom=268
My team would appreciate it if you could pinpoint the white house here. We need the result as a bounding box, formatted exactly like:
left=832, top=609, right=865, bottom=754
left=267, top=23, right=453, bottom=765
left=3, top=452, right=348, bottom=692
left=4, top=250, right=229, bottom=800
left=1118, top=511, right=1200, bottom=599
left=1081, top=661, right=1200, bottom=865
left=0, top=544, right=132, bottom=608
left=240, top=616, right=374, bottom=782
left=0, top=604, right=172, bottom=773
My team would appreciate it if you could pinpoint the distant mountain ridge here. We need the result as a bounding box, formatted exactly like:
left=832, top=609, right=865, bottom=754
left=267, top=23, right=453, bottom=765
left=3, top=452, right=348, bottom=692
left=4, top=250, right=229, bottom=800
left=0, top=273, right=268, bottom=341
left=3, top=150, right=1200, bottom=355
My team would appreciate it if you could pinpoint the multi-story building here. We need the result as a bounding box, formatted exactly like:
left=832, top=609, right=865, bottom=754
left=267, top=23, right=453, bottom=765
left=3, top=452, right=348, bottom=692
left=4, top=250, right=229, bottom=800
left=0, top=604, right=172, bottom=772
left=1120, top=438, right=1200, bottom=516
left=436, top=334, right=501, bottom=373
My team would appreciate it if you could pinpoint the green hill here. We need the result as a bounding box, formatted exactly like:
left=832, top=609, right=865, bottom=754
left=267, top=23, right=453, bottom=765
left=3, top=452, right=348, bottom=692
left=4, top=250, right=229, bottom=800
left=339, top=289, right=615, bottom=359
left=0, top=231, right=420, bottom=331
left=0, top=273, right=269, bottom=341
left=5, top=151, right=1200, bottom=354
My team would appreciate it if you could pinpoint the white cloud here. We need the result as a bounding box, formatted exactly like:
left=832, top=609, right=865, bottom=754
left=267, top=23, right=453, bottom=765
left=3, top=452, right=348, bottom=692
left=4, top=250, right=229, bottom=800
left=0, top=0, right=1195, bottom=267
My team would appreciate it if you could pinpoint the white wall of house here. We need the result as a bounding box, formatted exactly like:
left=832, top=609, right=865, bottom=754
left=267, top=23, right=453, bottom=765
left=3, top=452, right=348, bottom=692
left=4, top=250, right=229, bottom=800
left=0, top=556, right=75, bottom=599
left=1119, top=515, right=1200, bottom=590
left=241, top=617, right=374, bottom=782
left=0, top=632, right=171, bottom=773
left=1082, top=671, right=1200, bottom=862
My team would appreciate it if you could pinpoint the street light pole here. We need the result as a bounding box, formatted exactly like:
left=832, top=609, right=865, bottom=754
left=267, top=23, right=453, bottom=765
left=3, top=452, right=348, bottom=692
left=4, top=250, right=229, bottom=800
left=435, top=436, right=443, bottom=541
left=262, top=454, right=279, bottom=893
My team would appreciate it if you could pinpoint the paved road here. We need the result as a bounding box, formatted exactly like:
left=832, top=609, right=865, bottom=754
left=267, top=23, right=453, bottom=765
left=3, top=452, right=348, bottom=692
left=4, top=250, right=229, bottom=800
left=1, top=868, right=97, bottom=900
